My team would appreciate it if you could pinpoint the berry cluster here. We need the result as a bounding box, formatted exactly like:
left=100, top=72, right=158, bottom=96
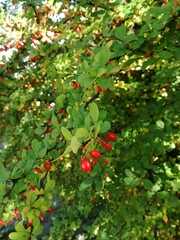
left=80, top=132, right=117, bottom=172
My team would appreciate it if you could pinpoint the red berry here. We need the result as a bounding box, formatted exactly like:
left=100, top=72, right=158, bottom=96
left=89, top=150, right=102, bottom=158
left=96, top=86, right=102, bottom=92
left=104, top=159, right=110, bottom=164
left=27, top=220, right=33, bottom=228
left=14, top=210, right=20, bottom=215
left=46, top=118, right=51, bottom=123
left=40, top=212, right=45, bottom=222
left=35, top=167, right=43, bottom=174
left=100, top=140, right=113, bottom=151
left=174, top=1, right=179, bottom=6
left=80, top=158, right=92, bottom=172
left=146, top=50, right=151, bottom=57
left=21, top=194, right=27, bottom=200
left=73, top=83, right=80, bottom=90
left=43, top=161, right=52, bottom=171
left=86, top=49, right=91, bottom=56
left=47, top=207, right=54, bottom=213
left=57, top=108, right=63, bottom=113
left=45, top=6, right=51, bottom=12
left=0, top=220, right=5, bottom=226
left=94, top=3, right=99, bottom=10
left=92, top=159, right=98, bottom=165
left=106, top=132, right=117, bottom=142
left=30, top=184, right=36, bottom=191
left=163, top=218, right=168, bottom=224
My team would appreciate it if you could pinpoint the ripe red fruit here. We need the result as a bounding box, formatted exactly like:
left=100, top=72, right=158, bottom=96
left=89, top=150, right=102, bottom=158
left=94, top=3, right=99, bottom=10
left=21, top=194, right=27, bottom=200
left=14, top=210, right=20, bottom=215
left=86, top=49, right=91, bottom=56
left=96, top=86, right=102, bottom=92
left=44, top=6, right=51, bottom=12
left=96, top=86, right=108, bottom=92
left=104, top=159, right=110, bottom=164
left=35, top=167, right=43, bottom=174
left=80, top=158, right=92, bottom=172
left=100, top=140, right=113, bottom=151
left=30, top=184, right=36, bottom=190
left=27, top=220, right=33, bottom=228
left=57, top=108, right=63, bottom=113
left=46, top=118, right=51, bottom=123
left=145, top=50, right=151, bottom=57
left=73, top=83, right=80, bottom=90
left=0, top=220, right=5, bottom=226
left=92, top=159, right=98, bottom=165
left=47, top=207, right=54, bottom=213
left=163, top=218, right=168, bottom=224
left=106, top=132, right=117, bottom=142
left=43, top=161, right=52, bottom=171
left=40, top=212, right=45, bottom=222
left=174, top=1, right=179, bottom=6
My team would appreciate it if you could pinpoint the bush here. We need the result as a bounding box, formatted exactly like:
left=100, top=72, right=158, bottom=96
left=0, top=0, right=179, bottom=239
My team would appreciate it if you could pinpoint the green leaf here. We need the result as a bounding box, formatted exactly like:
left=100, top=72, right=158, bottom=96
left=56, top=95, right=65, bottom=108
left=90, top=102, right=99, bottom=123
left=98, top=77, right=114, bottom=90
left=61, top=127, right=73, bottom=140
left=78, top=73, right=93, bottom=88
left=125, top=169, right=133, bottom=177
left=95, top=47, right=110, bottom=66
left=38, top=148, right=47, bottom=158
left=15, top=222, right=26, bottom=232
left=115, top=26, right=127, bottom=40
left=71, top=136, right=81, bottom=154
left=75, top=128, right=90, bottom=139
left=0, top=163, right=7, bottom=182
left=31, top=139, right=41, bottom=157
left=94, top=124, right=100, bottom=138
left=80, top=178, right=93, bottom=190
left=61, top=145, right=72, bottom=157
left=9, top=232, right=28, bottom=240
left=11, top=179, right=25, bottom=195
left=100, top=121, right=111, bottom=133
left=152, top=183, right=161, bottom=192
left=158, top=50, right=172, bottom=60
left=45, top=179, right=55, bottom=192
left=96, top=68, right=107, bottom=77
left=32, top=225, right=43, bottom=236
left=156, top=120, right=164, bottom=129
left=143, top=179, right=154, bottom=190
left=51, top=115, right=58, bottom=126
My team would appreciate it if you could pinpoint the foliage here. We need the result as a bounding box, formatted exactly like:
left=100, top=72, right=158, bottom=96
left=0, top=0, right=180, bottom=239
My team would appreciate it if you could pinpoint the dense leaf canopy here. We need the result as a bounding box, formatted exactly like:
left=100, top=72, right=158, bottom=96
left=0, top=0, right=180, bottom=239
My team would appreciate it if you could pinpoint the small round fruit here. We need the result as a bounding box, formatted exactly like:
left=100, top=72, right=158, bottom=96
left=27, top=220, right=33, bottom=228
left=14, top=210, right=20, bottom=216
left=43, top=161, right=52, bottom=171
left=40, top=212, right=45, bottom=222
left=30, top=184, right=36, bottom=190
left=89, top=150, right=102, bottom=159
left=163, top=218, right=168, bottom=224
left=80, top=158, right=92, bottom=172
left=35, top=167, right=43, bottom=174
left=0, top=220, right=5, bottom=226
left=106, top=132, right=117, bottom=142
left=145, top=50, right=151, bottom=57
left=47, top=207, right=54, bottom=213
left=100, top=140, right=113, bottom=151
